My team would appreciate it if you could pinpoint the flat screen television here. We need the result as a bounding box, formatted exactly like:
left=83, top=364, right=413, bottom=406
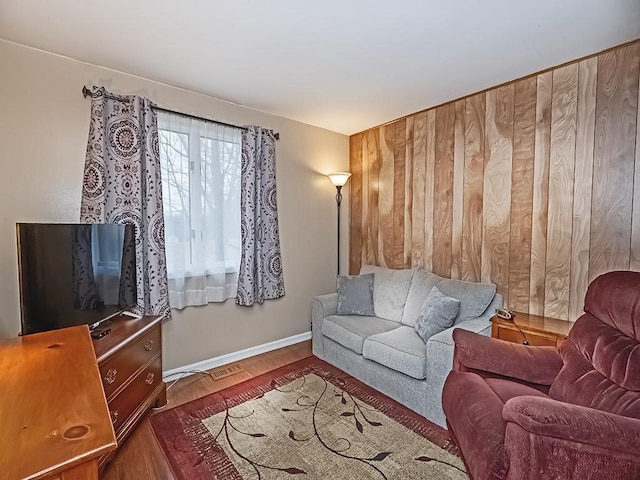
left=16, top=223, right=137, bottom=335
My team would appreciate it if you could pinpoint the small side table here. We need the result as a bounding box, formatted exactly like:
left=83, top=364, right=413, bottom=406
left=491, top=312, right=572, bottom=347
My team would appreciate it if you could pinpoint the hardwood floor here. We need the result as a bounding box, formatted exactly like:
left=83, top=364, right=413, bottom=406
left=101, top=340, right=312, bottom=480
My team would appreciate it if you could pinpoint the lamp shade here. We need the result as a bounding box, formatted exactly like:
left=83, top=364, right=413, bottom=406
left=327, top=172, right=352, bottom=187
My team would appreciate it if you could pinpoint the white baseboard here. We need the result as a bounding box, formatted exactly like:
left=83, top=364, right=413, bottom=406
left=162, top=331, right=312, bottom=382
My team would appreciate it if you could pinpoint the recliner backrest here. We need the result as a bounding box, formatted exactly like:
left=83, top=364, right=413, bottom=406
left=584, top=270, right=640, bottom=341
left=549, top=271, right=640, bottom=419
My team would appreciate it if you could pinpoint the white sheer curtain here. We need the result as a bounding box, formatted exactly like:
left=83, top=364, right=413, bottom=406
left=158, top=112, right=242, bottom=309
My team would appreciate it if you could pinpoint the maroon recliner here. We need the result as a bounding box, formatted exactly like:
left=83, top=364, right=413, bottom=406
left=442, top=271, right=640, bottom=480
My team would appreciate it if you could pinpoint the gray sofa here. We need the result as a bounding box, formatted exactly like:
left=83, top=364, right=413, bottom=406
left=312, top=265, right=503, bottom=428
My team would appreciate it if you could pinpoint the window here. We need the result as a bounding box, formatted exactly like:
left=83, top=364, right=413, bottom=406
left=158, top=112, right=242, bottom=308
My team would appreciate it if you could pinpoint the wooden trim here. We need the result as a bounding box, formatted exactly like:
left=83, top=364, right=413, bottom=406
left=162, top=331, right=313, bottom=382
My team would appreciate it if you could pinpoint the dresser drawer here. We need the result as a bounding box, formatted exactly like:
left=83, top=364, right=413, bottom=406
left=108, top=355, right=162, bottom=433
left=99, top=326, right=161, bottom=400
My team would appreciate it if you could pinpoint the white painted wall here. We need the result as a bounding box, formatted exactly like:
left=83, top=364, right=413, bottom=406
left=0, top=40, right=349, bottom=370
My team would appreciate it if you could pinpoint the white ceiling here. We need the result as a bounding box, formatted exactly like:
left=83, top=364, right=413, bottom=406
left=1, top=1, right=639, bottom=135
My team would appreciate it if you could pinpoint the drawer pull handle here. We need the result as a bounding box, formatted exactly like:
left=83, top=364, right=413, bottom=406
left=104, top=368, right=117, bottom=385
left=144, top=340, right=154, bottom=351
left=110, top=410, right=119, bottom=424
left=145, top=373, right=155, bottom=385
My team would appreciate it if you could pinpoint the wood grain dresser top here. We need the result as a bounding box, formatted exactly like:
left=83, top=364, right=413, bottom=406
left=0, top=325, right=116, bottom=479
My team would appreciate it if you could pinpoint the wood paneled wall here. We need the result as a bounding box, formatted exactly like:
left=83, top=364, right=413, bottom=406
left=349, top=41, right=640, bottom=321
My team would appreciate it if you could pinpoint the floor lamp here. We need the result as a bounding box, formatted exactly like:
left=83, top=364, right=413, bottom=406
left=327, top=172, right=352, bottom=276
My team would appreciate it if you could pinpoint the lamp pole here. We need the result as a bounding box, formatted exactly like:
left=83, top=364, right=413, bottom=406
left=335, top=185, right=343, bottom=276
left=327, top=172, right=351, bottom=278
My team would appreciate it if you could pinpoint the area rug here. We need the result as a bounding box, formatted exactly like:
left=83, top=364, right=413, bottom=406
left=150, top=356, right=467, bottom=479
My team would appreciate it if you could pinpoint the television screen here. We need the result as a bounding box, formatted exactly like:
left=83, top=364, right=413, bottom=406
left=17, top=223, right=137, bottom=335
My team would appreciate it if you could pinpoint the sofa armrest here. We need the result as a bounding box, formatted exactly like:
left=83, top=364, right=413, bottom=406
left=479, top=292, right=504, bottom=322
left=452, top=329, right=562, bottom=385
left=425, top=318, right=491, bottom=382
left=311, top=293, right=338, bottom=319
left=504, top=396, right=640, bottom=457
left=427, top=317, right=492, bottom=349
left=427, top=291, right=502, bottom=349
left=424, top=292, right=500, bottom=382
left=311, top=293, right=338, bottom=358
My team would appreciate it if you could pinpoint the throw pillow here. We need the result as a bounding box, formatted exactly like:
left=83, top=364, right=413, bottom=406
left=414, top=286, right=461, bottom=342
left=337, top=273, right=375, bottom=316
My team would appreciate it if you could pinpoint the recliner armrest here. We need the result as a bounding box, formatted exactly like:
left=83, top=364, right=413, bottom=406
left=504, top=396, right=640, bottom=457
left=452, top=329, right=562, bottom=385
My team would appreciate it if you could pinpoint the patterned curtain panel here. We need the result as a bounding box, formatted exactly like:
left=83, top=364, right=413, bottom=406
left=80, top=87, right=170, bottom=318
left=236, top=126, right=285, bottom=306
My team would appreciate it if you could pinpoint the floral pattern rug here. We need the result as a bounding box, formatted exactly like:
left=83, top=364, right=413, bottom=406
left=150, top=356, right=467, bottom=479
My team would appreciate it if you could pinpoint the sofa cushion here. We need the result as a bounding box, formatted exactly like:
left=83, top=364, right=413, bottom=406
left=414, top=286, right=461, bottom=342
left=360, top=265, right=415, bottom=323
left=362, top=326, right=427, bottom=379
left=401, top=269, right=443, bottom=326
left=322, top=315, right=399, bottom=355
left=336, top=273, right=375, bottom=316
left=436, top=278, right=496, bottom=324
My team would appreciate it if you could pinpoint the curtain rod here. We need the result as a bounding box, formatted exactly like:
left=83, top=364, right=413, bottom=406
left=82, top=86, right=279, bottom=140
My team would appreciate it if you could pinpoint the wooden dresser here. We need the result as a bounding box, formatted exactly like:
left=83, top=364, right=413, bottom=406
left=0, top=325, right=116, bottom=480
left=92, top=314, right=166, bottom=468
left=491, top=311, right=573, bottom=347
